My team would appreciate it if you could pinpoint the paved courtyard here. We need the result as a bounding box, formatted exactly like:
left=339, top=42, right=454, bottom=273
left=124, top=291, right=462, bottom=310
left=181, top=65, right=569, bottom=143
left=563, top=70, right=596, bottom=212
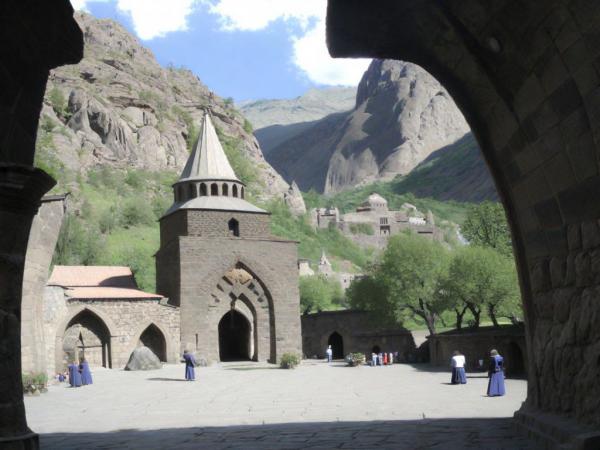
left=26, top=361, right=538, bottom=449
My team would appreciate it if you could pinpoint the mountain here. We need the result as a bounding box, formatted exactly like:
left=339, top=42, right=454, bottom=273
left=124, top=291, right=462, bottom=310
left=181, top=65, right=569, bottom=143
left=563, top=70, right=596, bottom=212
left=37, top=12, right=287, bottom=199
left=240, top=87, right=356, bottom=154
left=264, top=60, right=474, bottom=195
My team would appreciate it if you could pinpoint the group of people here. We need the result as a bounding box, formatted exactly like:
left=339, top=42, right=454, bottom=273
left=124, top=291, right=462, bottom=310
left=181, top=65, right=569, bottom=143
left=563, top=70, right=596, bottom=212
left=450, top=349, right=506, bottom=397
left=56, top=359, right=93, bottom=387
left=370, top=351, right=396, bottom=366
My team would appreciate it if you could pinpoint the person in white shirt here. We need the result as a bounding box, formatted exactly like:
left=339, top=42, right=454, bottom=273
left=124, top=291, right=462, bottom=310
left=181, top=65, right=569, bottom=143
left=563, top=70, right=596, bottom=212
left=450, top=350, right=467, bottom=384
left=326, top=345, right=333, bottom=363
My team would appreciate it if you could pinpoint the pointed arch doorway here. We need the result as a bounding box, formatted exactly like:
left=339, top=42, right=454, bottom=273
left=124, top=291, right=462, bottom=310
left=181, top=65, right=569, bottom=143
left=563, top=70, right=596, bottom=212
left=218, top=309, right=252, bottom=361
left=328, top=331, right=344, bottom=359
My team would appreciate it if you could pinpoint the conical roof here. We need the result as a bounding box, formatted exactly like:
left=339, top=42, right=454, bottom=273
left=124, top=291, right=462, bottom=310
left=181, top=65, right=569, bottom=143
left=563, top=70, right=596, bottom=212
left=179, top=112, right=239, bottom=182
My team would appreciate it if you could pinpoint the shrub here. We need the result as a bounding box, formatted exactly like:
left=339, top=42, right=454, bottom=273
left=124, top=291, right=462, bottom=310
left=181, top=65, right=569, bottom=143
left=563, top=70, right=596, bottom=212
left=22, top=372, right=48, bottom=394
left=48, top=87, right=68, bottom=118
left=120, top=198, right=155, bottom=227
left=349, top=223, right=374, bottom=235
left=345, top=352, right=366, bottom=367
left=280, top=353, right=300, bottom=369
left=243, top=118, right=253, bottom=134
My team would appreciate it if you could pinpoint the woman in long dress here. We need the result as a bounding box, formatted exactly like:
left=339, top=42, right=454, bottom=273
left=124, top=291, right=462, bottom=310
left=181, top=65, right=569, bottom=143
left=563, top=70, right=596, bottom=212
left=183, top=350, right=196, bottom=381
left=450, top=350, right=467, bottom=384
left=487, top=349, right=506, bottom=396
left=79, top=358, right=93, bottom=385
left=68, top=361, right=82, bottom=387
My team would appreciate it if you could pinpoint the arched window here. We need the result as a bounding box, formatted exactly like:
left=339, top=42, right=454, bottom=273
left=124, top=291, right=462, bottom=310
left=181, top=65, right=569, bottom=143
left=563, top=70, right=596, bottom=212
left=188, top=183, right=196, bottom=199
left=241, top=187, right=245, bottom=199
left=178, top=185, right=185, bottom=202
left=232, top=184, right=238, bottom=198
left=200, top=183, right=207, bottom=196
left=211, top=183, right=219, bottom=196
left=228, top=218, right=240, bottom=237
left=222, top=183, right=229, bottom=196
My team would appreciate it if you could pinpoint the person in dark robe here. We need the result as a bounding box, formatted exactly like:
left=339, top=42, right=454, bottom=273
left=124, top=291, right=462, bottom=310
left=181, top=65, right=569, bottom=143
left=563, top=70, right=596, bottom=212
left=487, top=349, right=506, bottom=396
left=450, top=350, right=467, bottom=384
left=79, top=358, right=93, bottom=385
left=183, top=350, right=196, bottom=381
left=68, top=362, right=82, bottom=387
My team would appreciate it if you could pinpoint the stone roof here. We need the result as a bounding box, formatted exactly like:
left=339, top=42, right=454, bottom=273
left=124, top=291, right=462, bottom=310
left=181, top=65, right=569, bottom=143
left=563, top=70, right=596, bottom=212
left=163, top=195, right=267, bottom=216
left=363, top=192, right=387, bottom=206
left=179, top=112, right=239, bottom=183
left=48, top=265, right=162, bottom=300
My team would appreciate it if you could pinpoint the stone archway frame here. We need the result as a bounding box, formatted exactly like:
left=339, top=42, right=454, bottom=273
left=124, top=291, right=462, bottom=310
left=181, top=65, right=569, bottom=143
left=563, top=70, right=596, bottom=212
left=201, top=257, right=278, bottom=363
left=129, top=321, right=174, bottom=364
left=320, top=328, right=351, bottom=359
left=55, top=305, right=118, bottom=370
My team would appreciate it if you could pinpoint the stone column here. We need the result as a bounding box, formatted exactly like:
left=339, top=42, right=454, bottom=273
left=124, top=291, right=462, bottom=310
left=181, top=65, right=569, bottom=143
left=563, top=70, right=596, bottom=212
left=0, top=165, right=54, bottom=449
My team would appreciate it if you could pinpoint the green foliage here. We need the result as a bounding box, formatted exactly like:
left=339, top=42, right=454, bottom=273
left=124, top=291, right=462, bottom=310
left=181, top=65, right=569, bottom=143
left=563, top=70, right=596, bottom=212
left=53, top=215, right=105, bottom=266
left=280, top=352, right=300, bottom=369
left=436, top=246, right=521, bottom=330
left=299, top=275, right=345, bottom=314
left=243, top=118, right=253, bottom=134
left=349, top=223, right=374, bottom=235
left=40, top=115, right=58, bottom=133
left=48, top=87, right=68, bottom=118
left=172, top=105, right=199, bottom=152
left=223, top=97, right=234, bottom=107
left=139, top=90, right=168, bottom=118
left=462, top=201, right=512, bottom=256
left=266, top=199, right=371, bottom=270
left=345, top=352, right=366, bottom=367
left=347, top=233, right=450, bottom=334
left=22, top=372, right=48, bottom=394
left=120, top=197, right=156, bottom=227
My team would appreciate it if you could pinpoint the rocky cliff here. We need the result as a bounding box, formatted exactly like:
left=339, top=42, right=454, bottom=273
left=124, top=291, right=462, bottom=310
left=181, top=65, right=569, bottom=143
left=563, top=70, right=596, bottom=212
left=37, top=12, right=287, bottom=198
left=265, top=60, right=473, bottom=195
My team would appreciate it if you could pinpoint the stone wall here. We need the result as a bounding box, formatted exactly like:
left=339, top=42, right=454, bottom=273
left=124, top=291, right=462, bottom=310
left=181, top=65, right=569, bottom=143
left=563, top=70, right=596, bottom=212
left=428, top=325, right=527, bottom=376
left=301, top=310, right=416, bottom=360
left=186, top=210, right=271, bottom=238
left=43, top=289, right=180, bottom=374
left=158, top=235, right=301, bottom=364
left=21, top=195, right=66, bottom=374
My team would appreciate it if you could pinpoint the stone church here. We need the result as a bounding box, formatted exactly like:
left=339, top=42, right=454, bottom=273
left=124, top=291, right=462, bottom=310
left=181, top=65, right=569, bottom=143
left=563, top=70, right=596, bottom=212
left=24, top=112, right=301, bottom=373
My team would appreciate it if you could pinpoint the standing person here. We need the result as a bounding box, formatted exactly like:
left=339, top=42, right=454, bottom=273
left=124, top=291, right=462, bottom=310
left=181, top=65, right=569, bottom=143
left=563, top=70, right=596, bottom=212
left=378, top=352, right=383, bottom=366
left=388, top=352, right=394, bottom=365
left=371, top=352, right=377, bottom=367
left=326, top=345, right=333, bottom=363
left=68, top=361, right=82, bottom=387
left=450, top=350, right=467, bottom=384
left=383, top=352, right=388, bottom=365
left=183, top=350, right=196, bottom=381
left=79, top=358, right=93, bottom=385
left=487, top=349, right=506, bottom=396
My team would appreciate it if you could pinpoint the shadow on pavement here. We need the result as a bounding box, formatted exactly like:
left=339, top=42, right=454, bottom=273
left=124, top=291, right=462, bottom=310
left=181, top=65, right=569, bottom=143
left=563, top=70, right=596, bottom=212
left=40, top=418, right=540, bottom=450
left=146, top=377, right=189, bottom=382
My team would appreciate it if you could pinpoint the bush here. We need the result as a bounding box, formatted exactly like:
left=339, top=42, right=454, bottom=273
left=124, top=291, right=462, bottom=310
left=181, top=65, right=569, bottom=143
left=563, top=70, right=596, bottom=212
left=48, top=87, right=69, bottom=118
left=120, top=198, right=155, bottom=227
left=22, top=372, right=48, bottom=394
left=280, top=353, right=300, bottom=369
left=345, top=352, right=366, bottom=367
left=349, top=223, right=374, bottom=235
left=243, top=118, right=253, bottom=134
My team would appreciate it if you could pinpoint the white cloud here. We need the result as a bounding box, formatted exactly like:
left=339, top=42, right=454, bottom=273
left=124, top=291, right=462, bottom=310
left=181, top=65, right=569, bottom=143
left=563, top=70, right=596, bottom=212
left=207, top=0, right=369, bottom=86
left=70, top=0, right=197, bottom=40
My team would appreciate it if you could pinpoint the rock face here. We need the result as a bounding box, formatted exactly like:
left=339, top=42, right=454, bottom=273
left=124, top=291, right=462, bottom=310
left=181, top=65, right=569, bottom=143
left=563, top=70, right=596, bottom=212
left=39, top=12, right=287, bottom=197
left=283, top=181, right=307, bottom=216
left=265, top=60, right=471, bottom=194
left=125, top=346, right=162, bottom=371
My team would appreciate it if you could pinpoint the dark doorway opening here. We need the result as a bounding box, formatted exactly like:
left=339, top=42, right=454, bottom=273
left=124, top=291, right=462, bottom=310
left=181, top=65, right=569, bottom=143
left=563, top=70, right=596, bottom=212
left=228, top=218, right=240, bottom=237
left=507, top=342, right=526, bottom=378
left=218, top=310, right=251, bottom=361
left=328, top=332, right=344, bottom=359
left=139, top=324, right=167, bottom=362
left=64, top=310, right=111, bottom=368
left=372, top=345, right=381, bottom=354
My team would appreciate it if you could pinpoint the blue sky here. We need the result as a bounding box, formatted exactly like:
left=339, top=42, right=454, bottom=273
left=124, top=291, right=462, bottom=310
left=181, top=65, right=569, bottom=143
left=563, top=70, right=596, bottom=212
left=71, top=0, right=370, bottom=102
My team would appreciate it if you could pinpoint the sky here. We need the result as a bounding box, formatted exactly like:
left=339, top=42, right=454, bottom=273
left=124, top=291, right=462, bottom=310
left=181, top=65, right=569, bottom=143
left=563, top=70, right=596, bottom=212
left=70, top=0, right=370, bottom=102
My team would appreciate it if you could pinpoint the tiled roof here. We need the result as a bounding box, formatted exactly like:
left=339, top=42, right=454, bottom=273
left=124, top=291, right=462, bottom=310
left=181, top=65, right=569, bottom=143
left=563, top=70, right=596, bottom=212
left=48, top=265, right=163, bottom=301
left=48, top=266, right=137, bottom=288
left=65, top=287, right=163, bottom=300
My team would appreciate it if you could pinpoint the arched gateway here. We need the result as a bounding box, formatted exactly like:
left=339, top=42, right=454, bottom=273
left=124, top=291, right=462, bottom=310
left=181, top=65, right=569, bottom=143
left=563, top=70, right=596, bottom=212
left=155, top=112, right=301, bottom=364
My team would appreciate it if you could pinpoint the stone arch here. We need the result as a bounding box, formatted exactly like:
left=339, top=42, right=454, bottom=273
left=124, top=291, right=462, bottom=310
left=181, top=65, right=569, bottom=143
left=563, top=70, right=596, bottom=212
left=58, top=307, right=115, bottom=369
left=199, top=183, right=207, bottom=196
left=326, top=0, right=600, bottom=432
left=222, top=183, right=229, bottom=196
left=218, top=309, right=252, bottom=361
left=240, top=186, right=245, bottom=199
left=328, top=331, right=344, bottom=359
left=208, top=261, right=276, bottom=362
left=130, top=321, right=173, bottom=363
left=210, top=183, right=218, bottom=196
left=188, top=183, right=196, bottom=199
left=232, top=184, right=238, bottom=197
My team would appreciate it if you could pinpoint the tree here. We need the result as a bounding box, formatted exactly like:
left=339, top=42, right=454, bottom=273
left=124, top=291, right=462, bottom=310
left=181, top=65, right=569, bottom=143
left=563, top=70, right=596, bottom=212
left=439, top=246, right=520, bottom=329
left=462, top=201, right=512, bottom=256
left=348, top=233, right=450, bottom=334
left=299, top=275, right=345, bottom=314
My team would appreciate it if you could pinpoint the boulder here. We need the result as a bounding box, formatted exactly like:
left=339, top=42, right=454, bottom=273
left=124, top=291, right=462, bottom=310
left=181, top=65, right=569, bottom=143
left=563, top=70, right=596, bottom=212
left=284, top=181, right=307, bottom=216
left=125, top=346, right=162, bottom=371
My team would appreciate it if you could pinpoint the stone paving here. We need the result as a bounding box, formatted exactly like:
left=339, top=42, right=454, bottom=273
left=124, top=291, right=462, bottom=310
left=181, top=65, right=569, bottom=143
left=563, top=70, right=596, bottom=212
left=26, top=360, right=539, bottom=449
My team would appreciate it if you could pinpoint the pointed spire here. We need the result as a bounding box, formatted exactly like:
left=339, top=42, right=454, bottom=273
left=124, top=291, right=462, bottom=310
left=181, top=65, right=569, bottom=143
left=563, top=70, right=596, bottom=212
left=179, top=111, right=239, bottom=182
